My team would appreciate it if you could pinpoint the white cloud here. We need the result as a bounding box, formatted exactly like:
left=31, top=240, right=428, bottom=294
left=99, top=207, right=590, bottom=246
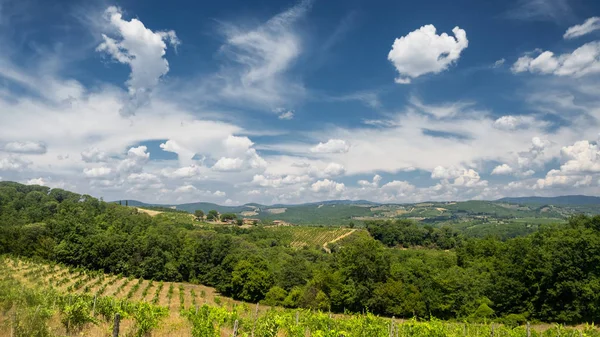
left=175, top=184, right=197, bottom=193
left=213, top=190, right=226, bottom=197
left=97, top=6, right=180, bottom=116
left=117, top=146, right=150, bottom=173
left=212, top=157, right=245, bottom=172
left=512, top=42, right=600, bottom=77
left=491, top=164, right=514, bottom=175
left=564, top=17, right=600, bottom=39
left=559, top=140, right=600, bottom=173
left=81, top=148, right=108, bottom=163
left=310, top=139, right=350, bottom=154
left=323, top=162, right=345, bottom=176
left=167, top=165, right=203, bottom=179
left=387, top=25, right=468, bottom=84
left=3, top=141, right=47, bottom=154
left=83, top=167, right=113, bottom=178
left=224, top=135, right=254, bottom=155
left=311, top=179, right=345, bottom=193
left=278, top=110, right=294, bottom=120
left=535, top=169, right=592, bottom=189
left=159, top=140, right=196, bottom=165
left=381, top=180, right=415, bottom=192
left=431, top=166, right=487, bottom=187
left=493, top=58, right=506, bottom=68
left=517, top=137, right=550, bottom=169
left=211, top=0, right=309, bottom=108
left=0, top=156, right=29, bottom=171
left=252, top=174, right=311, bottom=188
left=535, top=140, right=600, bottom=189
left=128, top=172, right=160, bottom=184
left=358, top=174, right=382, bottom=188
left=493, top=115, right=535, bottom=131
left=25, top=178, right=46, bottom=186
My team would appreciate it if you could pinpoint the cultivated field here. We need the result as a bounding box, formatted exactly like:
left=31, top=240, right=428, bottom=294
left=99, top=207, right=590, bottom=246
left=1, top=256, right=598, bottom=336
left=268, top=226, right=358, bottom=249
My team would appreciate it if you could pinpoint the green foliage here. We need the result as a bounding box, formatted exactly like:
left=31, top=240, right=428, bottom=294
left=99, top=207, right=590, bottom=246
left=206, top=210, right=219, bottom=221
left=194, top=209, right=205, bottom=219
left=367, top=219, right=461, bottom=249
left=5, top=181, right=600, bottom=325
left=131, top=301, right=169, bottom=337
left=221, top=213, right=237, bottom=221
left=59, top=296, right=98, bottom=333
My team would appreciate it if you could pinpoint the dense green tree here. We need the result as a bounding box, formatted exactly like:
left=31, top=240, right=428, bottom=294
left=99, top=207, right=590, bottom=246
left=194, top=210, right=204, bottom=220
left=206, top=210, right=219, bottom=221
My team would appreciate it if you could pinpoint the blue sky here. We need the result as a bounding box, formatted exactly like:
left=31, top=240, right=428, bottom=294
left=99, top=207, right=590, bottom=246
left=1, top=0, right=600, bottom=205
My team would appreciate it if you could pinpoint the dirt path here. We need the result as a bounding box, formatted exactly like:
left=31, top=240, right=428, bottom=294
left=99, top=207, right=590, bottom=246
left=322, top=229, right=357, bottom=253
left=136, top=207, right=163, bottom=216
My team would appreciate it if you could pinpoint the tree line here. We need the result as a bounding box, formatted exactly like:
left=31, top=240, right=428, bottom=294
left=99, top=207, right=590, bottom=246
left=1, top=181, right=600, bottom=324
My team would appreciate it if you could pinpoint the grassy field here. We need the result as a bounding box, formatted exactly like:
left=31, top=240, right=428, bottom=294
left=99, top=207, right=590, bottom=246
left=1, top=256, right=599, bottom=337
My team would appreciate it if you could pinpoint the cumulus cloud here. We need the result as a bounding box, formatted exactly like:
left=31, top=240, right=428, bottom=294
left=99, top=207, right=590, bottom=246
left=559, top=140, right=600, bottom=173
left=83, top=167, right=113, bottom=178
left=491, top=164, right=514, bottom=175
left=212, top=157, right=245, bottom=172
left=535, top=140, right=600, bottom=189
left=213, top=190, right=226, bottom=197
left=116, top=146, right=150, bottom=174
left=323, top=162, right=345, bottom=176
left=512, top=42, right=600, bottom=77
left=381, top=180, right=415, bottom=192
left=0, top=156, right=29, bottom=171
left=81, top=148, right=108, bottom=163
left=358, top=174, right=382, bottom=188
left=493, top=115, right=535, bottom=131
left=311, top=179, right=345, bottom=194
left=564, top=17, right=600, bottom=39
left=167, top=165, right=203, bottom=179
left=431, top=166, right=487, bottom=187
left=128, top=172, right=160, bottom=184
left=25, top=177, right=46, bottom=186
left=97, top=6, right=180, bottom=116
left=160, top=140, right=196, bottom=164
left=535, top=169, right=592, bottom=189
left=252, top=174, right=311, bottom=188
left=517, top=137, right=549, bottom=169
left=387, top=25, right=468, bottom=84
left=3, top=141, right=47, bottom=154
left=175, top=184, right=197, bottom=193
left=310, top=139, right=350, bottom=154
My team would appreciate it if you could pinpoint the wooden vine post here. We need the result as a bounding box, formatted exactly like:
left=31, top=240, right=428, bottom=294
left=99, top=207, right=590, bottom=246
left=112, top=313, right=121, bottom=337
left=232, top=319, right=239, bottom=337
left=526, top=322, right=531, bottom=337
left=251, top=303, right=259, bottom=337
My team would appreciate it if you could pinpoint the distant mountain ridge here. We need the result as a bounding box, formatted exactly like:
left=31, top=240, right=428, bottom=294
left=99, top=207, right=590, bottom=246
left=120, top=195, right=600, bottom=211
left=115, top=199, right=380, bottom=211
left=497, top=195, right=600, bottom=206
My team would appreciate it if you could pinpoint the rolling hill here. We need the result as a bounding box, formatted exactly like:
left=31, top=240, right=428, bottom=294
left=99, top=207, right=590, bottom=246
left=116, top=195, right=600, bottom=226
left=497, top=195, right=600, bottom=205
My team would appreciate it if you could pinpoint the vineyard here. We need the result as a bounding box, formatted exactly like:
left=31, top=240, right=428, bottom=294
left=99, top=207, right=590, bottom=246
left=1, top=256, right=599, bottom=336
left=268, top=226, right=358, bottom=249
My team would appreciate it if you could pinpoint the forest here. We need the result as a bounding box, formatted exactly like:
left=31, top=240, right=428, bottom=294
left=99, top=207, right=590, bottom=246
left=1, top=181, right=600, bottom=325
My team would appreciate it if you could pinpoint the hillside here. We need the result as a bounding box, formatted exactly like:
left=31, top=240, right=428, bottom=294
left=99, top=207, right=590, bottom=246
left=497, top=195, right=600, bottom=205
left=119, top=196, right=600, bottom=227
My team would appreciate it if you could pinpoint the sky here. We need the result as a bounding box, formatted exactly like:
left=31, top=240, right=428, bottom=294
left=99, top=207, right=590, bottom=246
left=1, top=0, right=600, bottom=205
